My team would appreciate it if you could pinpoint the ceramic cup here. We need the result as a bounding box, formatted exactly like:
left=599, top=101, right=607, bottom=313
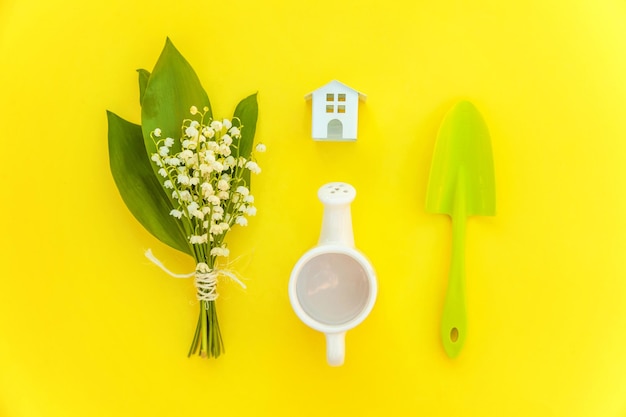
left=289, top=182, right=377, bottom=366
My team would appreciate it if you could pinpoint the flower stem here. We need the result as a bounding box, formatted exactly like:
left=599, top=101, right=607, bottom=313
left=188, top=299, right=224, bottom=358
left=188, top=307, right=202, bottom=357
left=200, top=302, right=208, bottom=355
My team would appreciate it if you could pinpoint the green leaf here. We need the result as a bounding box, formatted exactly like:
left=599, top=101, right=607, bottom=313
left=233, top=93, right=258, bottom=188
left=107, top=110, right=192, bottom=256
left=141, top=38, right=212, bottom=176
left=137, top=69, right=150, bottom=105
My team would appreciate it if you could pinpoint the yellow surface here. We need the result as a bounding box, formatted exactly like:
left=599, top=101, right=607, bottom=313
left=1, top=0, right=626, bottom=416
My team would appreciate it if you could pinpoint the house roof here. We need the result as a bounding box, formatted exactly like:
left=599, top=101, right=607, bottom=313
left=304, top=80, right=367, bottom=101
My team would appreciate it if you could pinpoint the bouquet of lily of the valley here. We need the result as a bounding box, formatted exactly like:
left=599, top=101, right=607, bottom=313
left=107, top=38, right=264, bottom=358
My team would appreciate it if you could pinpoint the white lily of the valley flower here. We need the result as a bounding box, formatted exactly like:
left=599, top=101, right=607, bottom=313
left=212, top=161, right=224, bottom=172
left=180, top=150, right=194, bottom=160
left=236, top=186, right=249, bottom=196
left=210, top=120, right=223, bottom=131
left=245, top=161, right=261, bottom=174
left=224, top=156, right=236, bottom=168
left=218, top=144, right=231, bottom=156
left=210, top=246, right=230, bottom=257
left=201, top=182, right=214, bottom=195
left=185, top=126, right=199, bottom=138
left=199, top=163, right=212, bottom=175
left=187, top=202, right=199, bottom=212
left=217, top=179, right=229, bottom=191
left=206, top=141, right=219, bottom=152
left=165, top=157, right=181, bottom=166
left=190, top=234, right=208, bottom=244
left=203, top=127, right=215, bottom=139
left=229, top=126, right=240, bottom=137
left=178, top=190, right=192, bottom=202
left=177, top=174, right=190, bottom=185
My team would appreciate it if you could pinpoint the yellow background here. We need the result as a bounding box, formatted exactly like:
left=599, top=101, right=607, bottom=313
left=1, top=0, right=626, bottom=416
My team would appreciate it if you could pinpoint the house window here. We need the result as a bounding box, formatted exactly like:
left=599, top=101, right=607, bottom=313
left=325, top=93, right=347, bottom=114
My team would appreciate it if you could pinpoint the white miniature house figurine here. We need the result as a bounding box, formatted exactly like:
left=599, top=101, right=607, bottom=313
left=305, top=80, right=366, bottom=141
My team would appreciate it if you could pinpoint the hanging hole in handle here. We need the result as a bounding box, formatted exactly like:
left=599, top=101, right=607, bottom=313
left=450, top=327, right=459, bottom=343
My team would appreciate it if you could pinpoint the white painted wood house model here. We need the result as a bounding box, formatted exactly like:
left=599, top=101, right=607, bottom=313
left=305, top=80, right=366, bottom=141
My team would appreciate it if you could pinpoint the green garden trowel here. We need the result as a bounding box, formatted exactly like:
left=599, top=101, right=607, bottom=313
left=426, top=100, right=495, bottom=358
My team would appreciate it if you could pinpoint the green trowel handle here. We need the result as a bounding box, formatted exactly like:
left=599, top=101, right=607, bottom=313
left=441, top=176, right=468, bottom=358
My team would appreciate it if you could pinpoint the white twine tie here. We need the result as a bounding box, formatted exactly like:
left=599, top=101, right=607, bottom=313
left=145, top=249, right=246, bottom=302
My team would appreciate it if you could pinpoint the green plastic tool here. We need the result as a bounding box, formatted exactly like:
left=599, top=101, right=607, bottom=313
left=426, top=100, right=495, bottom=358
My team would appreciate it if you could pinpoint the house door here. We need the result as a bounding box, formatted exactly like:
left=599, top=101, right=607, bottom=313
left=327, top=119, right=343, bottom=139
